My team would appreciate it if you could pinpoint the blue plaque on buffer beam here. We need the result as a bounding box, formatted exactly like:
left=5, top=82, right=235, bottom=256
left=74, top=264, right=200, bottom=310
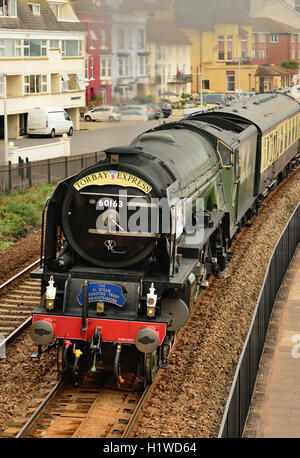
left=77, top=282, right=126, bottom=307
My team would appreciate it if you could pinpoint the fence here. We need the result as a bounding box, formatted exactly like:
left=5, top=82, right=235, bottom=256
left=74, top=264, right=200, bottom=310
left=0, top=151, right=105, bottom=192
left=218, top=203, right=300, bottom=438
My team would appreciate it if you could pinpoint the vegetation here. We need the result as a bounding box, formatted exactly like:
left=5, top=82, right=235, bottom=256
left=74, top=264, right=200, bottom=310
left=280, top=59, right=299, bottom=71
left=0, top=183, right=55, bottom=252
left=132, top=94, right=155, bottom=104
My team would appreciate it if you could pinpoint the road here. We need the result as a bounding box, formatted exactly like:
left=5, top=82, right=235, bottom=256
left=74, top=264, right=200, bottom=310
left=0, top=115, right=181, bottom=157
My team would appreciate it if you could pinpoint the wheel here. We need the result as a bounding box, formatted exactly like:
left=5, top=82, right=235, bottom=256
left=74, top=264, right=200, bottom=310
left=50, top=129, right=55, bottom=138
left=108, top=116, right=114, bottom=122
left=68, top=127, right=73, bottom=136
left=85, top=115, right=92, bottom=122
left=144, top=351, right=158, bottom=384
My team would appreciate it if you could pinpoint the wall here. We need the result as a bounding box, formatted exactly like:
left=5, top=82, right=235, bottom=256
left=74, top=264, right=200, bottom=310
left=7, top=135, right=70, bottom=164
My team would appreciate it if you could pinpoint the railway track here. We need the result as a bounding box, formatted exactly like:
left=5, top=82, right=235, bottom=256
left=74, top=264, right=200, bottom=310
left=14, top=372, right=149, bottom=438
left=1, top=165, right=300, bottom=439
left=0, top=259, right=41, bottom=343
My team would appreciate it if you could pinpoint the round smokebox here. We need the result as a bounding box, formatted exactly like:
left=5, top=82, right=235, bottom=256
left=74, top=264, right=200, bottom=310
left=135, top=328, right=160, bottom=353
left=30, top=320, right=54, bottom=345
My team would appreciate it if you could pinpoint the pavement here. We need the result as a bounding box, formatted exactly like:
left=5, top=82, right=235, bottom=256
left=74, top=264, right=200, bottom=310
left=244, top=247, right=300, bottom=438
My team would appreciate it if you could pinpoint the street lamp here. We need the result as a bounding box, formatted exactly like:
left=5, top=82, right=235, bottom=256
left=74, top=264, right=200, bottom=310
left=190, top=72, right=203, bottom=106
left=0, top=73, right=8, bottom=163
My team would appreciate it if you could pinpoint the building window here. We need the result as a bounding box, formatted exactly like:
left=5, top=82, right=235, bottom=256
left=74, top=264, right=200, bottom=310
left=61, top=74, right=69, bottom=91
left=89, top=29, right=97, bottom=49
left=226, top=71, right=235, bottom=91
left=292, top=34, right=296, bottom=43
left=61, top=73, right=83, bottom=91
left=227, top=35, right=233, bottom=60
left=218, top=36, right=225, bottom=60
left=292, top=49, right=295, bottom=59
left=61, top=40, right=82, bottom=57
left=24, top=39, right=47, bottom=57
left=117, top=29, right=124, bottom=49
left=90, top=57, right=94, bottom=79
left=241, top=36, right=247, bottom=58
left=258, top=49, right=265, bottom=58
left=24, top=74, right=47, bottom=94
left=259, top=33, right=265, bottom=43
left=101, top=56, right=112, bottom=77
left=49, top=3, right=63, bottom=20
left=128, top=29, right=133, bottom=49
left=77, top=73, right=85, bottom=90
left=138, top=55, right=149, bottom=76
left=50, top=39, right=59, bottom=49
left=28, top=3, right=40, bottom=15
left=118, top=56, right=130, bottom=77
left=137, top=29, right=144, bottom=49
left=0, top=0, right=16, bottom=17
left=270, top=34, right=278, bottom=43
left=85, top=56, right=89, bottom=79
left=203, top=80, right=210, bottom=89
left=0, top=74, right=3, bottom=95
left=0, top=38, right=21, bottom=56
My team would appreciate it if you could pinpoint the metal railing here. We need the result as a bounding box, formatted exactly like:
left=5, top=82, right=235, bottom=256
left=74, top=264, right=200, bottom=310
left=218, top=203, right=300, bottom=438
left=0, top=151, right=105, bottom=193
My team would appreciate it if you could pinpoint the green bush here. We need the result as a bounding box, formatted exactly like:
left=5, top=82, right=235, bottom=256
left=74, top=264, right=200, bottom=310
left=0, top=183, right=55, bottom=251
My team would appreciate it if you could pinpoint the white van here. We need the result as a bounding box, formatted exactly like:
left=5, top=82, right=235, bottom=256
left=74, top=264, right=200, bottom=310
left=27, top=107, right=73, bottom=138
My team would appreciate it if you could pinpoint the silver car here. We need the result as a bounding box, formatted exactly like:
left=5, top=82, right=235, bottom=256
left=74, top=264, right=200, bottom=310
left=84, top=106, right=121, bottom=122
left=120, top=105, right=155, bottom=121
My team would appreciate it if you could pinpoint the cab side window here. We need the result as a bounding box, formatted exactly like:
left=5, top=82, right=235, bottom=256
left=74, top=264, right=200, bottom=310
left=217, top=141, right=232, bottom=167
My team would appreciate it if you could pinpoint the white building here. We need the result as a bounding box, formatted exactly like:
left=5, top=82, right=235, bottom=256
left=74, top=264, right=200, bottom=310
left=111, top=13, right=150, bottom=100
left=0, top=0, right=85, bottom=158
left=146, top=19, right=192, bottom=99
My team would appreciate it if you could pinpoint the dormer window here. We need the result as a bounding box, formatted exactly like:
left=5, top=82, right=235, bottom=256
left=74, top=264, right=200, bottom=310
left=28, top=3, right=40, bottom=15
left=0, top=0, right=17, bottom=17
left=49, top=3, right=63, bottom=20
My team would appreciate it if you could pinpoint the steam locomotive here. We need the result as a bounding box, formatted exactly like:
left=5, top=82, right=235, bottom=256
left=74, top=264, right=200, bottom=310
left=30, top=92, right=300, bottom=384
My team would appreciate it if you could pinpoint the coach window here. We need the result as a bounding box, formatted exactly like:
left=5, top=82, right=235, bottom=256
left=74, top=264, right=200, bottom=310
left=280, top=127, right=284, bottom=154
left=266, top=137, right=270, bottom=166
left=217, top=141, right=232, bottom=167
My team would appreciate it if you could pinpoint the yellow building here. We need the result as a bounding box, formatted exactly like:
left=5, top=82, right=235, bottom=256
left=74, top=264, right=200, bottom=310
left=118, top=0, right=298, bottom=95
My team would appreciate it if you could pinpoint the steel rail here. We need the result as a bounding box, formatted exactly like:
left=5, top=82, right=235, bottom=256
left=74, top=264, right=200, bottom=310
left=0, top=317, right=32, bottom=355
left=0, top=258, right=41, bottom=291
left=15, top=379, right=63, bottom=438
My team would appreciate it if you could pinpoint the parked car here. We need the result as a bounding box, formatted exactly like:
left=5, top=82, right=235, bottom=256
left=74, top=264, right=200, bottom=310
left=203, top=93, right=228, bottom=105
left=84, top=106, right=121, bottom=122
left=27, top=107, right=73, bottom=138
left=120, top=105, right=155, bottom=121
left=160, top=102, right=172, bottom=118
left=147, top=103, right=162, bottom=119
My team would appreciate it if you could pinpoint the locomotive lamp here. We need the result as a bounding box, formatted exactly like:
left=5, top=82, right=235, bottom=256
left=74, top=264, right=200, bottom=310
left=146, top=283, right=157, bottom=317
left=45, top=276, right=56, bottom=310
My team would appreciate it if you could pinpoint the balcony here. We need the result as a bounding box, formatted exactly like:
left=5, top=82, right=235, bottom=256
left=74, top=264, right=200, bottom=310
left=223, top=56, right=272, bottom=65
left=168, top=74, right=192, bottom=84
